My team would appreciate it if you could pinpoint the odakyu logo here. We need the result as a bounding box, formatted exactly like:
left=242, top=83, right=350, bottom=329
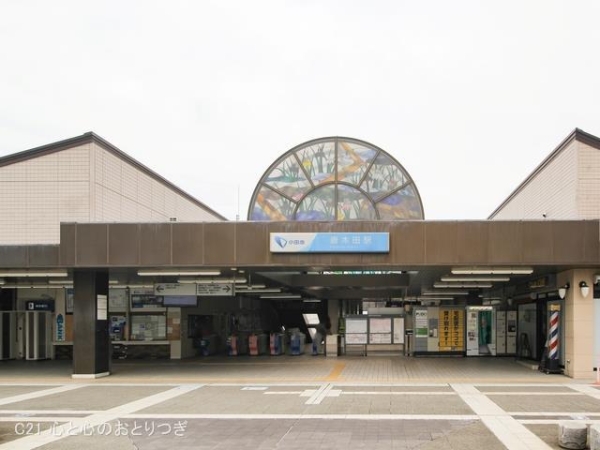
left=274, top=236, right=288, bottom=249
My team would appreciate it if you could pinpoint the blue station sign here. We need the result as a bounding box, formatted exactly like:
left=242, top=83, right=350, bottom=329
left=269, top=232, right=389, bottom=253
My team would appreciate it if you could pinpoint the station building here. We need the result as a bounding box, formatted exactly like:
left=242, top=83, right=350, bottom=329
left=0, top=130, right=598, bottom=380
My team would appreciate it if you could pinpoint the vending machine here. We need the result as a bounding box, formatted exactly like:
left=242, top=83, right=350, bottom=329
left=466, top=306, right=496, bottom=356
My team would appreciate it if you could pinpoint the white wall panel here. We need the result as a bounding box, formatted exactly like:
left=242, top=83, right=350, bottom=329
left=491, top=140, right=579, bottom=220
left=89, top=143, right=223, bottom=224
left=578, top=143, right=600, bottom=219
left=0, top=144, right=91, bottom=244
left=0, top=139, right=223, bottom=244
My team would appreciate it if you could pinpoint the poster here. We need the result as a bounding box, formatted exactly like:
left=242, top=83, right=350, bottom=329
left=369, top=333, right=392, bottom=344
left=439, top=308, right=464, bottom=351
left=415, top=309, right=428, bottom=337
left=109, top=288, right=128, bottom=311
left=369, top=317, right=391, bottom=333
left=346, top=333, right=368, bottom=344
left=393, top=317, right=404, bottom=344
left=346, top=317, right=367, bottom=334
left=97, top=295, right=108, bottom=321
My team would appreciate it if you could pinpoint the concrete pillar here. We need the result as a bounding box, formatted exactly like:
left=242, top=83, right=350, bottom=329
left=558, top=269, right=595, bottom=379
left=590, top=424, right=600, bottom=450
left=72, top=270, right=110, bottom=378
left=328, top=299, right=340, bottom=334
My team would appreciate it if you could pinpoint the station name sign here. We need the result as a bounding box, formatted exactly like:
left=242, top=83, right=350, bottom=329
left=269, top=232, right=389, bottom=253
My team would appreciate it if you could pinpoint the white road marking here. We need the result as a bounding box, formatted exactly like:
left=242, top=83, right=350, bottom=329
left=305, top=383, right=331, bottom=404
left=451, top=384, right=552, bottom=450
left=0, top=385, right=85, bottom=407
left=0, top=384, right=203, bottom=450
left=124, top=413, right=479, bottom=420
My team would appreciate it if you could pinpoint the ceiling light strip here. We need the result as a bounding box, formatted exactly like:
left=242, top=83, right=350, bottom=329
left=421, top=290, right=468, bottom=296
left=0, top=271, right=68, bottom=277
left=451, top=267, right=533, bottom=275
left=434, top=283, right=493, bottom=289
left=138, top=270, right=221, bottom=276
left=440, top=276, right=510, bottom=282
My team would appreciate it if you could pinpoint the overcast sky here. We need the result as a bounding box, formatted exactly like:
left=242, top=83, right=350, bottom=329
left=1, top=1, right=599, bottom=221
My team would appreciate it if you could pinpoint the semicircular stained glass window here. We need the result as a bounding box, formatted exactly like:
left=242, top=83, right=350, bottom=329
left=248, top=137, right=424, bottom=221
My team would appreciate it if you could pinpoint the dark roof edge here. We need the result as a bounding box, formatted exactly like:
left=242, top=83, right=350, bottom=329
left=0, top=132, right=229, bottom=221
left=488, top=128, right=600, bottom=219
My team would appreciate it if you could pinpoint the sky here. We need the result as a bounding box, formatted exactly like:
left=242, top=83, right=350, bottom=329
left=1, top=1, right=599, bottom=221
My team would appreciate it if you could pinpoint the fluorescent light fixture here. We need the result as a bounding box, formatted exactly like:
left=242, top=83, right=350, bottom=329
left=417, top=296, right=455, bottom=301
left=303, top=299, right=321, bottom=303
left=440, top=276, right=510, bottom=282
left=49, top=279, right=72, bottom=284
left=260, top=294, right=302, bottom=299
left=236, top=288, right=281, bottom=294
left=178, top=277, right=246, bottom=284
left=137, top=270, right=221, bottom=276
left=451, top=267, right=533, bottom=275
left=421, top=290, right=468, bottom=296
left=434, top=283, right=493, bottom=289
left=49, top=279, right=119, bottom=285
left=3, top=284, right=58, bottom=289
left=111, top=284, right=154, bottom=289
left=0, top=270, right=68, bottom=277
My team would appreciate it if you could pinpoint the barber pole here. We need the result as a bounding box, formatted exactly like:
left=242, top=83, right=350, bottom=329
left=548, top=310, right=559, bottom=360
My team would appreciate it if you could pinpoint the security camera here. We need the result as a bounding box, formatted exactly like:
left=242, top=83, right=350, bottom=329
left=595, top=274, right=600, bottom=285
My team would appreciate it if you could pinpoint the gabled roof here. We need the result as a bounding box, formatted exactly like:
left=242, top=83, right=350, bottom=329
left=488, top=128, right=600, bottom=219
left=0, top=132, right=228, bottom=221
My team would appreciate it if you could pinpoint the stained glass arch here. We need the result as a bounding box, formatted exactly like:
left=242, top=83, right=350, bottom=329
left=247, top=137, right=424, bottom=221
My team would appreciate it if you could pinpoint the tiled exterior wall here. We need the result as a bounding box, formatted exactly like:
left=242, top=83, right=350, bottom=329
left=90, top=143, right=220, bottom=223
left=578, top=142, right=600, bottom=219
left=491, top=140, right=579, bottom=220
left=0, top=142, right=222, bottom=244
left=0, top=144, right=91, bottom=244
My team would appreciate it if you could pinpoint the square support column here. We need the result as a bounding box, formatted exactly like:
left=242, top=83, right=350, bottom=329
left=72, top=270, right=110, bottom=378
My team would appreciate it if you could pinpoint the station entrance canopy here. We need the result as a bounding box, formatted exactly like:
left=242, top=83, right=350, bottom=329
left=0, top=220, right=597, bottom=302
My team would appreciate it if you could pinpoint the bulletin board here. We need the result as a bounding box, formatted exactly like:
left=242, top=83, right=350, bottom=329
left=345, top=316, right=368, bottom=345
left=368, top=317, right=392, bottom=344
left=344, top=315, right=405, bottom=346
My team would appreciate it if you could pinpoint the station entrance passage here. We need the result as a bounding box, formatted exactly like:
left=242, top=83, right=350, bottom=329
left=0, top=219, right=597, bottom=379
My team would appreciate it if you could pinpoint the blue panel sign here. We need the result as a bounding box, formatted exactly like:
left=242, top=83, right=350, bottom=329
left=269, top=232, right=389, bottom=253
left=26, top=300, right=55, bottom=311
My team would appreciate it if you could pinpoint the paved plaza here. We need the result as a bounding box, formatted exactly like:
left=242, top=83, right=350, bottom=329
left=0, top=354, right=598, bottom=449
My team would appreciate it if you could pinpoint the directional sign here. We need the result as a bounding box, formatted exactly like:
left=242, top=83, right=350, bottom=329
left=154, top=283, right=196, bottom=296
left=196, top=284, right=234, bottom=296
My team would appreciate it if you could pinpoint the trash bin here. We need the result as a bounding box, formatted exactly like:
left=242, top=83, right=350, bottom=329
left=337, top=335, right=346, bottom=356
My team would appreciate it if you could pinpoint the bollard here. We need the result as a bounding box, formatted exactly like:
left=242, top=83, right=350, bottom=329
left=558, top=421, right=587, bottom=449
left=590, top=424, right=600, bottom=450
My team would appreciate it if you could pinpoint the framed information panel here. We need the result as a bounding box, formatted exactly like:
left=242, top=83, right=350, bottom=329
left=393, top=317, right=405, bottom=344
left=346, top=333, right=368, bottom=344
left=345, top=316, right=368, bottom=345
left=369, top=317, right=391, bottom=333
left=368, top=317, right=392, bottom=344
left=346, top=317, right=367, bottom=334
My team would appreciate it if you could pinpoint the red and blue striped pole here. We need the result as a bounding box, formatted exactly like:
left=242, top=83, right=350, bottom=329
left=548, top=310, right=560, bottom=361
